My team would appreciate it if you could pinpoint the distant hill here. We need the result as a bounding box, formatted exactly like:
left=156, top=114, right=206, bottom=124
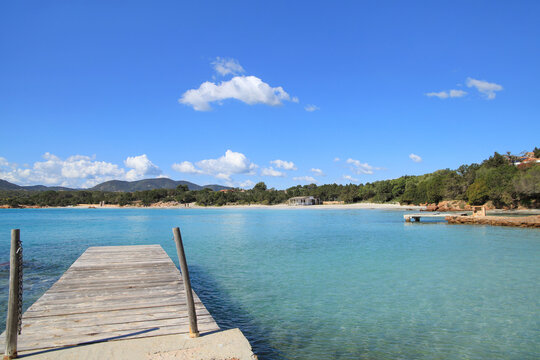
left=0, top=178, right=232, bottom=192
left=90, top=178, right=201, bottom=191
left=0, top=179, right=76, bottom=191
left=203, top=184, right=233, bottom=191
left=23, top=185, right=77, bottom=191
left=90, top=178, right=232, bottom=192
left=0, top=179, right=22, bottom=190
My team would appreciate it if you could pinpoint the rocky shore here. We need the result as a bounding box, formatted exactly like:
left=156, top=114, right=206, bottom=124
left=446, top=215, right=540, bottom=228
left=422, top=200, right=539, bottom=213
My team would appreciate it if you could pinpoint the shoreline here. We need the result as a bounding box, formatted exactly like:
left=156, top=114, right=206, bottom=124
left=3, top=203, right=539, bottom=215
left=3, top=202, right=427, bottom=210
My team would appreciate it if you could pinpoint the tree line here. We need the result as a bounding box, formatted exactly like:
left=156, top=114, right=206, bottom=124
left=1, top=151, right=538, bottom=208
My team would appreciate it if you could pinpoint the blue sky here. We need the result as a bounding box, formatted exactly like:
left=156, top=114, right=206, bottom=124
left=1, top=1, right=539, bottom=188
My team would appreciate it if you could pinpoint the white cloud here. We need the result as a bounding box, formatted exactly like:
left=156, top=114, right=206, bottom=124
left=449, top=89, right=467, bottom=98
left=270, top=159, right=297, bottom=170
left=197, top=150, right=257, bottom=179
left=343, top=175, right=359, bottom=182
left=466, top=77, right=503, bottom=99
left=304, top=104, right=319, bottom=112
left=212, top=57, right=245, bottom=76
left=409, top=153, right=422, bottom=163
left=426, top=91, right=447, bottom=99
left=427, top=78, right=502, bottom=100
left=172, top=150, right=257, bottom=181
left=261, top=167, right=285, bottom=177
left=239, top=179, right=255, bottom=189
left=346, top=158, right=381, bottom=175
left=171, top=161, right=202, bottom=174
left=425, top=89, right=467, bottom=99
left=179, top=75, right=296, bottom=111
left=311, top=168, right=324, bottom=176
left=0, top=153, right=166, bottom=188
left=124, top=154, right=162, bottom=181
left=0, top=153, right=135, bottom=188
left=293, top=176, right=317, bottom=183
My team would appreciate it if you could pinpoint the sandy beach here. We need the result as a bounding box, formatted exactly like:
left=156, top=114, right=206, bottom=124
left=68, top=202, right=427, bottom=211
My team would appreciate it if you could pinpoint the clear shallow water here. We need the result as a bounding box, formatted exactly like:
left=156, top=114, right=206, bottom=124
left=0, top=208, right=539, bottom=359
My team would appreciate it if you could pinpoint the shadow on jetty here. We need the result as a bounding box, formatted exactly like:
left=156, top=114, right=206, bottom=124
left=189, top=264, right=287, bottom=360
left=18, top=328, right=160, bottom=358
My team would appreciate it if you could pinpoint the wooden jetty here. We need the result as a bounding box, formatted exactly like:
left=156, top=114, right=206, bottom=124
left=1, top=244, right=220, bottom=355
left=404, top=212, right=467, bottom=222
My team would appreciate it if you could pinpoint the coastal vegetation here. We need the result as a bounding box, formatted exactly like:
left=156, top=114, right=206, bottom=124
left=0, top=151, right=538, bottom=209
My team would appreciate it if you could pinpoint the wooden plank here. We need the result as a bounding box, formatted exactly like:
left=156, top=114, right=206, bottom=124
left=52, top=274, right=181, bottom=284
left=21, top=303, right=201, bottom=318
left=28, top=293, right=199, bottom=308
left=0, top=244, right=220, bottom=353
left=48, top=280, right=183, bottom=292
left=25, top=297, right=205, bottom=314
left=38, top=285, right=187, bottom=301
left=59, top=271, right=178, bottom=281
left=23, top=302, right=211, bottom=319
left=17, top=316, right=218, bottom=339
left=86, top=245, right=162, bottom=250
left=21, top=310, right=214, bottom=328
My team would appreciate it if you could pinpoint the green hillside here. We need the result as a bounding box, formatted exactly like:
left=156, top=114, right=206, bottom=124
left=0, top=178, right=231, bottom=192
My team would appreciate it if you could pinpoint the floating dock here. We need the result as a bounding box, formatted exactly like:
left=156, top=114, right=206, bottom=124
left=404, top=213, right=467, bottom=222
left=0, top=245, right=221, bottom=354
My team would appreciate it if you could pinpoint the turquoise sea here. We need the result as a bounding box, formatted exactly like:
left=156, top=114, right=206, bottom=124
left=0, top=208, right=539, bottom=359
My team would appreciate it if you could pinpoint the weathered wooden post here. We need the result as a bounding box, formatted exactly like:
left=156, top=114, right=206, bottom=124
left=172, top=227, right=199, bottom=338
left=4, top=229, right=22, bottom=360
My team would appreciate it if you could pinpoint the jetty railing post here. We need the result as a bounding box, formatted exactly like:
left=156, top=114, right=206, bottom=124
left=172, top=227, right=199, bottom=338
left=4, top=229, right=22, bottom=360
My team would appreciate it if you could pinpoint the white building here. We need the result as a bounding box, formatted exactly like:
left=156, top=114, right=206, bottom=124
left=288, top=196, right=322, bottom=206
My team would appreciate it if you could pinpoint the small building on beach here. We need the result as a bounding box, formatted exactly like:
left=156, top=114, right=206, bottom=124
left=472, top=205, right=487, bottom=217
left=288, top=196, right=322, bottom=206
